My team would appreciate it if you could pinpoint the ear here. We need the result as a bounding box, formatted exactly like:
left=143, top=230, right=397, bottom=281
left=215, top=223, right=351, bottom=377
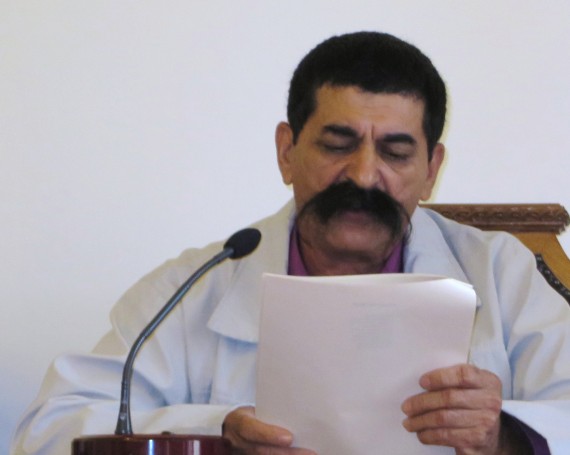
left=420, top=142, right=445, bottom=201
left=275, top=122, right=295, bottom=185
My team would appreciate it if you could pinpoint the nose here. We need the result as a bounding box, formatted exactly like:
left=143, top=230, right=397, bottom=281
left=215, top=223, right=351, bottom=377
left=345, top=146, right=384, bottom=190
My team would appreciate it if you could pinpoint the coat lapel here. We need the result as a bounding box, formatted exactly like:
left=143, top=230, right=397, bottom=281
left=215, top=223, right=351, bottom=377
left=405, top=208, right=470, bottom=282
left=206, top=201, right=296, bottom=343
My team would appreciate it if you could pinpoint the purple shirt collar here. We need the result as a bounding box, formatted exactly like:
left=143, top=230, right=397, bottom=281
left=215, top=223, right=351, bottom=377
left=287, top=225, right=404, bottom=276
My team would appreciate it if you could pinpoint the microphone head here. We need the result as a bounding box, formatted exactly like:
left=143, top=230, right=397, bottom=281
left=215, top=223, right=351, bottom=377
left=224, top=228, right=262, bottom=259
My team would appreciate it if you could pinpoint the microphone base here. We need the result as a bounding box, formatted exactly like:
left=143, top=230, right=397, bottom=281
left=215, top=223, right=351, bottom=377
left=72, top=434, right=232, bottom=455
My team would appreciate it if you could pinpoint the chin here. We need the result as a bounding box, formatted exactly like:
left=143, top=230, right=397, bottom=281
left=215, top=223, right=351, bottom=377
left=323, top=222, right=395, bottom=255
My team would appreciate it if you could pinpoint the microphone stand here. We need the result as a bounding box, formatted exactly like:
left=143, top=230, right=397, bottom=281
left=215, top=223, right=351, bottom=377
left=72, top=228, right=261, bottom=455
left=115, top=248, right=235, bottom=436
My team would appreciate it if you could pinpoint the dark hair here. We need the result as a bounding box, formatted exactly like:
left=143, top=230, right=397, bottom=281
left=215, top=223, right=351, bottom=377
left=287, top=31, right=447, bottom=158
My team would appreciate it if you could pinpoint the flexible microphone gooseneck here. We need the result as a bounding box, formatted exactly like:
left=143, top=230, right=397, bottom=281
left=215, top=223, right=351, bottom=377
left=114, top=228, right=262, bottom=435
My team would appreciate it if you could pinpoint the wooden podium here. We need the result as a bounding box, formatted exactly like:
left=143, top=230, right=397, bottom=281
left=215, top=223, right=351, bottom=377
left=72, top=434, right=232, bottom=454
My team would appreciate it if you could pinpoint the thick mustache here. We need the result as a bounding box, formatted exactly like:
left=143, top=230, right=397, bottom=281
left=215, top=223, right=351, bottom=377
left=298, top=180, right=409, bottom=239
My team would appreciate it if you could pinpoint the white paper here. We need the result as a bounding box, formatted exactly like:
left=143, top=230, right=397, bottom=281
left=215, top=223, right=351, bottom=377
left=256, top=273, right=477, bottom=455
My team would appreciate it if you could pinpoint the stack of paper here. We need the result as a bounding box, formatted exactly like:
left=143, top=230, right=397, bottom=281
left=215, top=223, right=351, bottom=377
left=256, top=273, right=477, bottom=455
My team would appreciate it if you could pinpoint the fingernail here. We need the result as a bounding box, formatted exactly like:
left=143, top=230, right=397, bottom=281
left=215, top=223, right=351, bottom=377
left=277, top=432, right=293, bottom=445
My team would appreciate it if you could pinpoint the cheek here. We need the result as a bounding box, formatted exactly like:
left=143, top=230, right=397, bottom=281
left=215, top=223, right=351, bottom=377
left=292, top=171, right=339, bottom=210
left=289, top=164, right=322, bottom=207
left=382, top=174, right=426, bottom=213
left=294, top=157, right=338, bottom=191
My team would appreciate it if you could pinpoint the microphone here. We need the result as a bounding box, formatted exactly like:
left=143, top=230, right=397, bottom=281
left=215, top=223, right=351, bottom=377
left=223, top=227, right=262, bottom=259
left=114, top=227, right=262, bottom=436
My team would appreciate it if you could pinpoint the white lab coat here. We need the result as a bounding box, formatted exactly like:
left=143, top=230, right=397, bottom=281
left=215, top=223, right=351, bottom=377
left=11, top=200, right=570, bottom=454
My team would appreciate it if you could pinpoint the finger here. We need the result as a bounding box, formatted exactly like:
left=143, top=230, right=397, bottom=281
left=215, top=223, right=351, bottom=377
left=223, top=406, right=293, bottom=449
left=409, top=425, right=500, bottom=452
left=402, top=407, right=500, bottom=433
left=237, top=418, right=294, bottom=447
left=401, top=387, right=502, bottom=417
left=232, top=442, right=317, bottom=455
left=419, top=364, right=501, bottom=392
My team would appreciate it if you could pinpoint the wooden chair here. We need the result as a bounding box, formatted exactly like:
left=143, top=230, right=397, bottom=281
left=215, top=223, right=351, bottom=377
left=421, top=203, right=570, bottom=304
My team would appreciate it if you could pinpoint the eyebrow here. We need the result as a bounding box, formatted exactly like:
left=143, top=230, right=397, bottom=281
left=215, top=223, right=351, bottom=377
left=321, top=124, right=359, bottom=138
left=381, top=133, right=417, bottom=145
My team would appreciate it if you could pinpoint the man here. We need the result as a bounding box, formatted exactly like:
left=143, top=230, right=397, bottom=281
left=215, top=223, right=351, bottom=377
left=12, top=32, right=570, bottom=454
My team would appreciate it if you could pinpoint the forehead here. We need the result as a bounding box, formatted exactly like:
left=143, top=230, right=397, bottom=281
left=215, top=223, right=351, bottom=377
left=309, top=85, right=425, bottom=135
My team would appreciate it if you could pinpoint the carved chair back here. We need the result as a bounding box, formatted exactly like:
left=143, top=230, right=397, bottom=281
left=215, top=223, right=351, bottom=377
left=422, top=204, right=570, bottom=304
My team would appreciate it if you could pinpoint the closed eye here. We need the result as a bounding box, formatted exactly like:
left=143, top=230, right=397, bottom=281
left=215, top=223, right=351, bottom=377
left=379, top=134, right=416, bottom=163
left=318, top=124, right=360, bottom=154
left=318, top=141, right=357, bottom=154
left=379, top=144, right=415, bottom=163
left=383, top=150, right=410, bottom=161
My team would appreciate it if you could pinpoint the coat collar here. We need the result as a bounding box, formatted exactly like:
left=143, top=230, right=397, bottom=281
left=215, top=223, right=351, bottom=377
left=206, top=200, right=295, bottom=343
left=404, top=208, right=470, bottom=283
left=207, top=203, right=473, bottom=343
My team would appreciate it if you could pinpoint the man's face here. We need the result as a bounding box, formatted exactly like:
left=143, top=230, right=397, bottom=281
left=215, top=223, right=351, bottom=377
left=276, top=85, right=444, bottom=258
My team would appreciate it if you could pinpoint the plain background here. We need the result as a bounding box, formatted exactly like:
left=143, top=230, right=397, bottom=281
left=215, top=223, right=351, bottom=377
left=2, top=1, right=569, bottom=452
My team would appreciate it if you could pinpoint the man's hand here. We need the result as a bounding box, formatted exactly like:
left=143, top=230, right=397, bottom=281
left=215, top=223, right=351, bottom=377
left=401, top=364, right=507, bottom=455
left=222, top=406, right=317, bottom=454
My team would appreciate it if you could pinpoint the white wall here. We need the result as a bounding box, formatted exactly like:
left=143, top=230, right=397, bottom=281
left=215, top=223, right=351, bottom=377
left=2, top=1, right=569, bottom=452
